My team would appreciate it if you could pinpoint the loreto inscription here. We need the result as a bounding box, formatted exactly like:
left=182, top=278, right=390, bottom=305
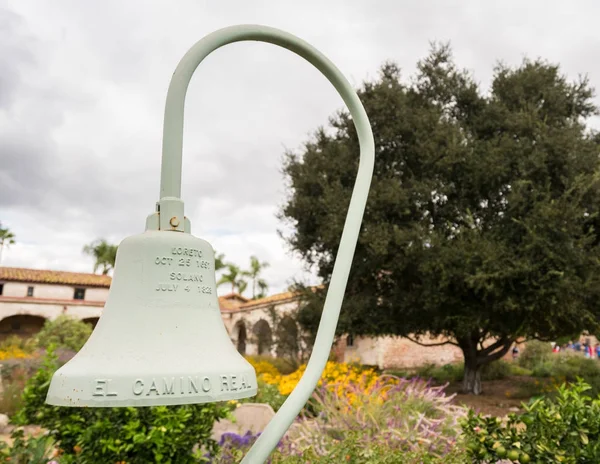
left=171, top=247, right=203, bottom=258
left=152, top=244, right=211, bottom=293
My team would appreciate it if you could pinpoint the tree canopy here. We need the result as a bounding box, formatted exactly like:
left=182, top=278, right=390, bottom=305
left=281, top=45, right=600, bottom=394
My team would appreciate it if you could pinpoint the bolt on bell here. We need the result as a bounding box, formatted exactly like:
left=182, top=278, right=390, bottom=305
left=46, top=229, right=257, bottom=407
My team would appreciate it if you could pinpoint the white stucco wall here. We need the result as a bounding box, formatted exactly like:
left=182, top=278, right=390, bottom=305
left=227, top=300, right=300, bottom=356
left=1, top=282, right=109, bottom=301
left=0, top=300, right=103, bottom=322
left=343, top=336, right=382, bottom=366
left=83, top=288, right=109, bottom=301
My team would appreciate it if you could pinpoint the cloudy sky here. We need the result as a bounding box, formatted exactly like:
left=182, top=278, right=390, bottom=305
left=1, top=0, right=600, bottom=296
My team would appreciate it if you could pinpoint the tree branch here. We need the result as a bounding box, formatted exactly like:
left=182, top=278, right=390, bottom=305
left=479, top=336, right=510, bottom=357
left=405, top=335, right=459, bottom=347
left=478, top=339, right=513, bottom=365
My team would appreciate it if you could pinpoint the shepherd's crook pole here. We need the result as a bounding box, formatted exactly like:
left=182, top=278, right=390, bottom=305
left=161, top=25, right=374, bottom=463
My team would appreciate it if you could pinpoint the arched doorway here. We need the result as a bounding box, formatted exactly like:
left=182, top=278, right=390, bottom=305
left=0, top=314, right=46, bottom=342
left=234, top=320, right=247, bottom=355
left=252, top=319, right=273, bottom=355
left=82, top=317, right=100, bottom=329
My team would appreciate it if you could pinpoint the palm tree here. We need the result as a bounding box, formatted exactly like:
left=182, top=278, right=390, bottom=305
left=0, top=222, right=16, bottom=265
left=83, top=239, right=118, bottom=275
left=256, top=280, right=269, bottom=299
left=236, top=279, right=248, bottom=296
left=214, top=252, right=226, bottom=272
left=217, top=264, right=248, bottom=294
left=243, top=255, right=270, bottom=299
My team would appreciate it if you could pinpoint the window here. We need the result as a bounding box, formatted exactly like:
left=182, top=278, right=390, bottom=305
left=0, top=283, right=3, bottom=296
left=346, top=334, right=355, bottom=347
left=26, top=286, right=34, bottom=297
left=74, top=288, right=86, bottom=300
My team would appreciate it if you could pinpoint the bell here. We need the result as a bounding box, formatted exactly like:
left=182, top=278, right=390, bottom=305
left=46, top=229, right=257, bottom=407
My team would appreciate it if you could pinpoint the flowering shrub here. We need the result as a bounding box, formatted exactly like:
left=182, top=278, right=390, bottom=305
left=261, top=361, right=378, bottom=397
left=284, top=375, right=467, bottom=459
left=246, top=356, right=281, bottom=378
left=0, top=346, right=31, bottom=361
left=210, top=431, right=262, bottom=463
left=463, top=379, right=600, bottom=463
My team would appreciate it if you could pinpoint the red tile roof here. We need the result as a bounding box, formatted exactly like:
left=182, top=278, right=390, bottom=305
left=0, top=267, right=111, bottom=288
left=240, top=291, right=298, bottom=309
left=218, top=293, right=250, bottom=312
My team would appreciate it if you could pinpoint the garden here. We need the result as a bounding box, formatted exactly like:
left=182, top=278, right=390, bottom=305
left=1, top=317, right=600, bottom=463
left=2, top=44, right=600, bottom=464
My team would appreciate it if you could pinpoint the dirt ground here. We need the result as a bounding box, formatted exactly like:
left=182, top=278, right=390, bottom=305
left=446, top=375, right=544, bottom=417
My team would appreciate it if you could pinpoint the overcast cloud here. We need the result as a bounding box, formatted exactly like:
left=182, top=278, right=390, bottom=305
left=1, top=0, right=600, bottom=295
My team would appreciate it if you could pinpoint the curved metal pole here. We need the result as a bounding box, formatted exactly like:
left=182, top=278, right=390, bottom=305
left=160, top=25, right=374, bottom=463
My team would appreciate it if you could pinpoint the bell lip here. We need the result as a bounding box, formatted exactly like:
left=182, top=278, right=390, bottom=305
left=45, top=386, right=258, bottom=408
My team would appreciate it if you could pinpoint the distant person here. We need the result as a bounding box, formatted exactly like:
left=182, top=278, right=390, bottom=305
left=512, top=345, right=519, bottom=360
left=566, top=341, right=574, bottom=350
left=552, top=344, right=560, bottom=353
left=574, top=341, right=581, bottom=352
left=595, top=345, right=600, bottom=359
left=583, top=341, right=590, bottom=358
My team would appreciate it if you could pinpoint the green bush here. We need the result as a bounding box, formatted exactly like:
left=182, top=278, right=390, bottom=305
left=14, top=348, right=231, bottom=463
left=462, top=379, right=600, bottom=463
left=0, top=428, right=55, bottom=464
left=415, top=363, right=464, bottom=383
left=395, top=360, right=524, bottom=385
left=0, top=334, right=37, bottom=353
left=518, top=340, right=553, bottom=370
left=481, top=360, right=512, bottom=381
left=531, top=351, right=600, bottom=395
left=35, top=315, right=92, bottom=352
left=507, top=364, right=533, bottom=376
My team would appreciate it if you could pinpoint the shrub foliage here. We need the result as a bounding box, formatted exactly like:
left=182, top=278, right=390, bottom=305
left=463, top=379, right=600, bottom=463
left=13, top=348, right=230, bottom=463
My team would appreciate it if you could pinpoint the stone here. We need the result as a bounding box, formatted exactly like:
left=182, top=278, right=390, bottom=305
left=0, top=414, right=9, bottom=432
left=211, top=403, right=275, bottom=441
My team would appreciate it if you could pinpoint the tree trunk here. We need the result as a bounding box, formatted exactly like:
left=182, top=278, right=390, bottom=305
left=462, top=360, right=483, bottom=395
left=457, top=332, right=514, bottom=395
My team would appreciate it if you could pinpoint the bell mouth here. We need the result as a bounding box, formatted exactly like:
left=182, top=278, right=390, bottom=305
left=45, top=230, right=258, bottom=408
left=46, top=363, right=258, bottom=407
